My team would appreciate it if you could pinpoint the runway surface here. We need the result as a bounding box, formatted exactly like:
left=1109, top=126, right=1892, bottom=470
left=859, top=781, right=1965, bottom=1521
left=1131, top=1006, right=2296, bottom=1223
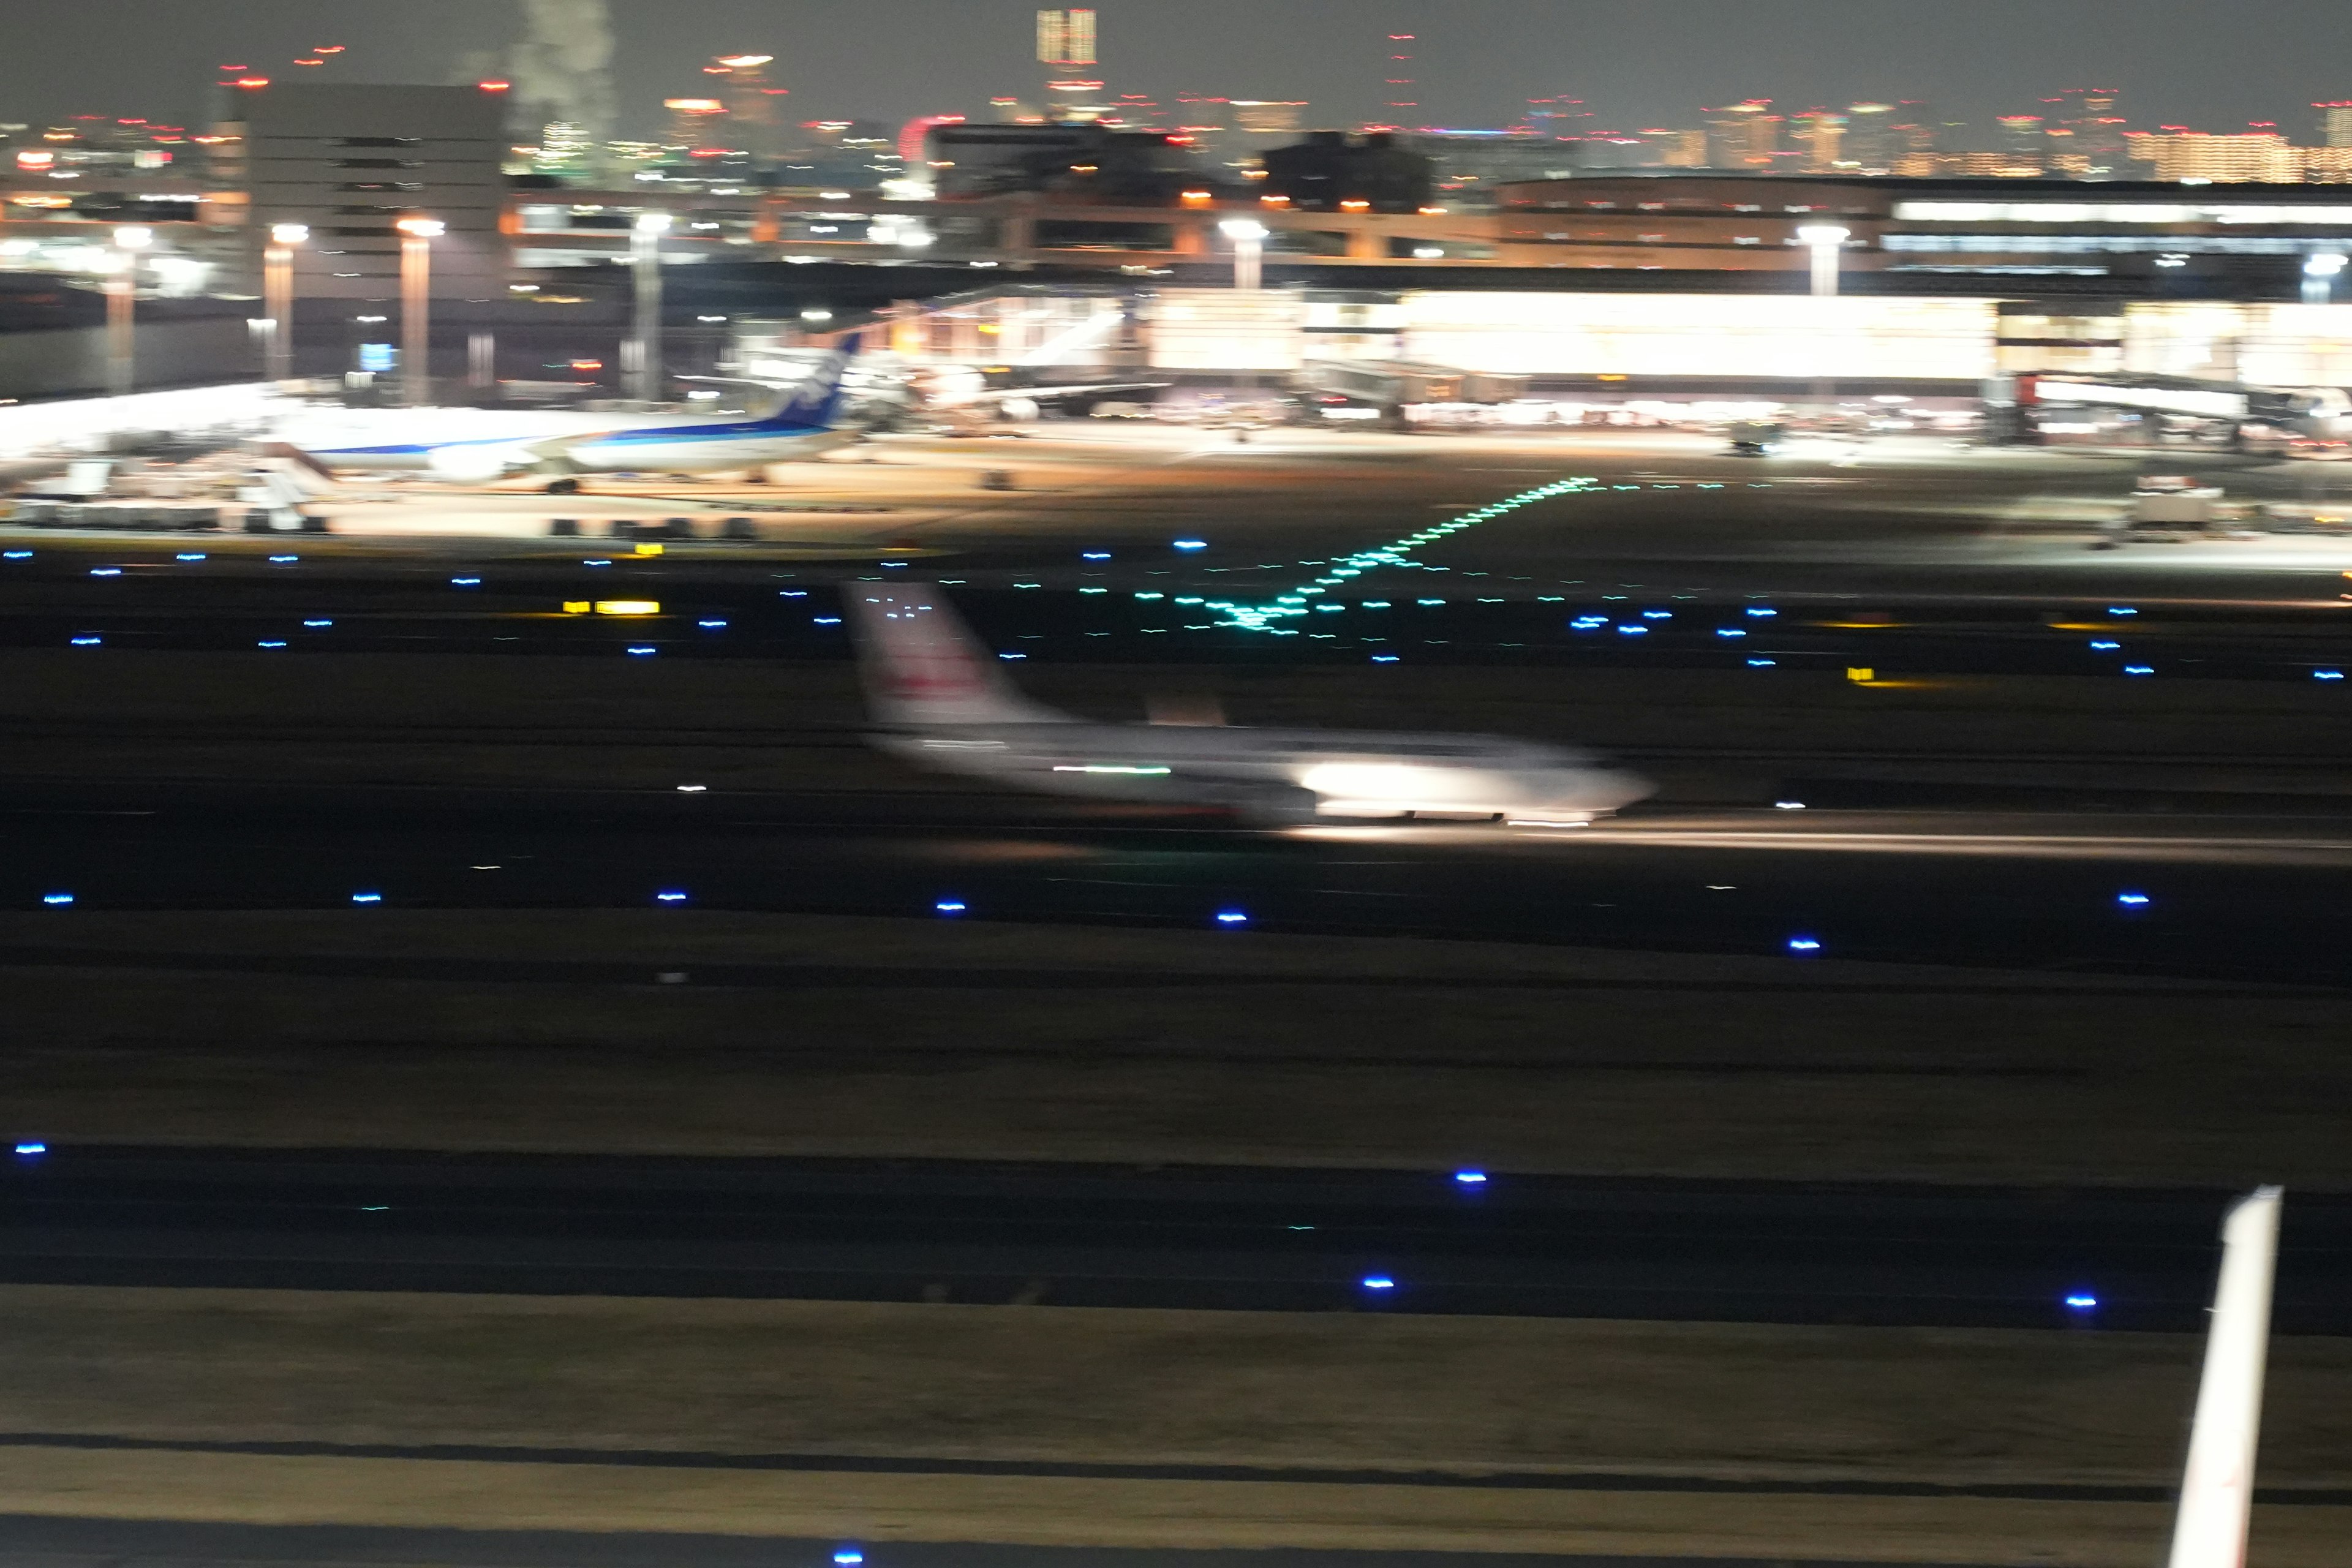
left=0, top=1517, right=2026, bottom=1568
left=6, top=783, right=2351, bottom=982
left=4, top=1146, right=2343, bottom=1332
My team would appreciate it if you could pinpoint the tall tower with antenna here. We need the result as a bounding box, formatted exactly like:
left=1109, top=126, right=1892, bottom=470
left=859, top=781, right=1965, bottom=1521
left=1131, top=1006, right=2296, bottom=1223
left=1371, top=32, right=1418, bottom=131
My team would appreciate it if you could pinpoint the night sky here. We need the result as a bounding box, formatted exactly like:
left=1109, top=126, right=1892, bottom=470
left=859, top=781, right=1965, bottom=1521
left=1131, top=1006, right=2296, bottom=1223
left=0, top=0, right=2339, bottom=141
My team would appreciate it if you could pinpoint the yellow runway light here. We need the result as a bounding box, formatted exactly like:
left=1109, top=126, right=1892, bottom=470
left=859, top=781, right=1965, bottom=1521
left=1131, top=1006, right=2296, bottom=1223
left=595, top=600, right=662, bottom=617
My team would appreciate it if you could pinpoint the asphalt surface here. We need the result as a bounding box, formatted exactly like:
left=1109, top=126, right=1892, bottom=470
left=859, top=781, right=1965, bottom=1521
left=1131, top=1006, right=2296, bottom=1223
left=0, top=1518, right=2011, bottom=1568
left=1, top=1146, right=2342, bottom=1332
left=6, top=785, right=2351, bottom=982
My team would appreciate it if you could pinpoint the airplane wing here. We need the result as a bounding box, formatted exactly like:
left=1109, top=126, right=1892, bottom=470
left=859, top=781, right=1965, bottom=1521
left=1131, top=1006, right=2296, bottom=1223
left=2166, top=1185, right=2283, bottom=1568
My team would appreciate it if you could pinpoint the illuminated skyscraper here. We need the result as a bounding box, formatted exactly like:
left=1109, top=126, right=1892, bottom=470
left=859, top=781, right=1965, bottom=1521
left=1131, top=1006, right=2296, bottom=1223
left=2318, top=102, right=2352, bottom=148
left=663, top=97, right=726, bottom=152
left=1842, top=103, right=1899, bottom=173
left=1703, top=100, right=1779, bottom=168
left=1790, top=108, right=1844, bottom=172
left=708, top=54, right=785, bottom=165
left=1037, top=9, right=1105, bottom=123
left=2049, top=88, right=2125, bottom=177
left=1997, top=115, right=2045, bottom=160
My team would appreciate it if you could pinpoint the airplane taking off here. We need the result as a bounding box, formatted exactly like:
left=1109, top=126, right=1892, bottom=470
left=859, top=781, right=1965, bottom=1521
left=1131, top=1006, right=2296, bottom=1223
left=270, top=342, right=865, bottom=491
left=845, top=582, right=1654, bottom=826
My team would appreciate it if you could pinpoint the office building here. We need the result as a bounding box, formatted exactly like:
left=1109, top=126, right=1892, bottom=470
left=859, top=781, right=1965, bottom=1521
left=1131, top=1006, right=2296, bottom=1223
left=242, top=83, right=506, bottom=300
left=709, top=55, right=786, bottom=166
left=1703, top=101, right=1781, bottom=170
left=2127, top=131, right=2304, bottom=184
left=662, top=99, right=726, bottom=153
left=2050, top=87, right=2127, bottom=176
left=1792, top=110, right=1845, bottom=172
left=1036, top=9, right=1106, bottom=123
left=928, top=120, right=1205, bottom=204
left=1842, top=103, right=1902, bottom=174
left=1262, top=131, right=1435, bottom=213
left=2317, top=102, right=2352, bottom=148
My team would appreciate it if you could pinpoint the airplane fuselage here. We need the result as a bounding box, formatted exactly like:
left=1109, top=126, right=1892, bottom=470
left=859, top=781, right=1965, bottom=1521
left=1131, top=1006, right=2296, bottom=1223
left=877, top=721, right=1651, bottom=823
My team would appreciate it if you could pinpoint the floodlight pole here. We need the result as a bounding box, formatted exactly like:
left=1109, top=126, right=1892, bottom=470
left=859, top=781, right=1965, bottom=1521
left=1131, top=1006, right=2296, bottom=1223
left=106, top=225, right=152, bottom=397
left=263, top=223, right=308, bottom=383
left=396, top=217, right=445, bottom=407
left=631, top=213, right=671, bottom=404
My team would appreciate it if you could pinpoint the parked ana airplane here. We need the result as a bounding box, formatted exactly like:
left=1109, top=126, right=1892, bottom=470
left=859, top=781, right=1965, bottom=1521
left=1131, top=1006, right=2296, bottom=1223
left=272, top=344, right=864, bottom=491
left=845, top=582, right=1654, bottom=826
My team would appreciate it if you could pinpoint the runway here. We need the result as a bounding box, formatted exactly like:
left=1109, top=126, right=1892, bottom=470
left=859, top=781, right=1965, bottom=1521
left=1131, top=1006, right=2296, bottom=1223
left=6, top=776, right=2351, bottom=982
left=4, top=1146, right=2343, bottom=1332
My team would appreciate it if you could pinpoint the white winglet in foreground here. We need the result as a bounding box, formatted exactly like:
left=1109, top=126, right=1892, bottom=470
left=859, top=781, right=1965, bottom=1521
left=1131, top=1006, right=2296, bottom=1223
left=846, top=582, right=1654, bottom=826
left=2167, top=1185, right=2285, bottom=1568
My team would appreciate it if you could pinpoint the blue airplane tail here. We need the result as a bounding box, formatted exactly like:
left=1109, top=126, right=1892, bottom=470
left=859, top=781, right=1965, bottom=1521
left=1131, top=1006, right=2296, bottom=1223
left=750, top=333, right=862, bottom=432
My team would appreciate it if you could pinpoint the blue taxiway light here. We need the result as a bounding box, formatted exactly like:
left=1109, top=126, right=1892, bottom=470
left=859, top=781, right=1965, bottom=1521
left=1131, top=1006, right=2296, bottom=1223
left=935, top=900, right=967, bottom=916
left=698, top=619, right=728, bottom=629
left=1361, top=1276, right=1396, bottom=1291
left=998, top=652, right=1027, bottom=660
left=2065, top=1294, right=2099, bottom=1310
left=778, top=589, right=807, bottom=597
left=42, top=894, right=73, bottom=907
left=3, top=550, right=32, bottom=559
left=14, top=1142, right=45, bottom=1156
left=70, top=636, right=102, bottom=647
left=625, top=646, right=657, bottom=656
left=304, top=619, right=334, bottom=628
left=176, top=552, right=208, bottom=562
left=2107, top=607, right=2139, bottom=616
left=1747, top=658, right=1777, bottom=666
left=1371, top=655, right=1400, bottom=663
left=1746, top=607, right=1777, bottom=617
left=656, top=892, right=689, bottom=904
left=450, top=576, right=483, bottom=587
left=1083, top=551, right=1112, bottom=560
left=813, top=616, right=842, bottom=625
left=2123, top=665, right=2155, bottom=676
left=880, top=561, right=908, bottom=569
left=1216, top=911, right=1250, bottom=925
left=584, top=559, right=614, bottom=567
left=267, top=555, right=300, bottom=564
left=89, top=568, right=121, bottom=578
left=1716, top=628, right=1747, bottom=638
left=2090, top=641, right=2121, bottom=651
left=2117, top=892, right=2152, bottom=908
left=257, top=641, right=288, bottom=649
left=1174, top=539, right=1208, bottom=551
left=1787, top=937, right=1823, bottom=954
left=1453, top=1170, right=1488, bottom=1186
left=2317, top=670, right=2346, bottom=681
left=351, top=893, right=382, bottom=905
left=834, top=1550, right=865, bottom=1566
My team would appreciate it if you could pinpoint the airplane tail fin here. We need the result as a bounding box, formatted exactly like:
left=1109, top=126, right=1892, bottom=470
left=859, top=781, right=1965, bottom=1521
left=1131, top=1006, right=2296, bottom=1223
left=749, top=331, right=863, bottom=432
left=844, top=581, right=1071, bottom=728
left=254, top=442, right=342, bottom=494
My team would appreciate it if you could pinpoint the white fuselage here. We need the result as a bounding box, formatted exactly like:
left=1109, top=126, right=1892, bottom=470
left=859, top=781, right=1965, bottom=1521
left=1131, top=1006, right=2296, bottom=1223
left=272, top=406, right=859, bottom=478
left=878, top=722, right=1651, bottom=823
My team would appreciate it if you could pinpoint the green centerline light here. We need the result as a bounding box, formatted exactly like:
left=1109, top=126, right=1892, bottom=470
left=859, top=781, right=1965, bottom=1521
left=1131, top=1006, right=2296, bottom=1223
left=1205, top=477, right=1602, bottom=633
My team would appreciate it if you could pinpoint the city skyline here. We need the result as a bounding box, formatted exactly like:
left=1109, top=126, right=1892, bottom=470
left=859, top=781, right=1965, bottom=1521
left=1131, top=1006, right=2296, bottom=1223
left=2, top=0, right=2350, bottom=145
